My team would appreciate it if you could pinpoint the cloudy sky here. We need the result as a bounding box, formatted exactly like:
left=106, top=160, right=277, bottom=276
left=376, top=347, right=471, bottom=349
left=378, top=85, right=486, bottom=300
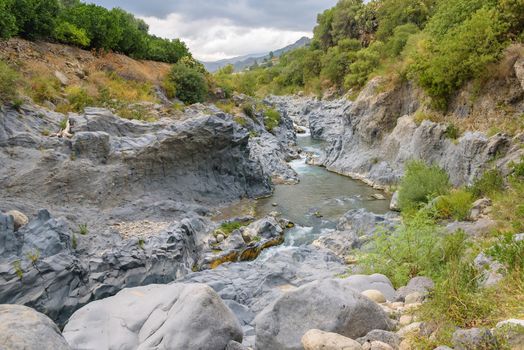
left=88, top=0, right=338, bottom=61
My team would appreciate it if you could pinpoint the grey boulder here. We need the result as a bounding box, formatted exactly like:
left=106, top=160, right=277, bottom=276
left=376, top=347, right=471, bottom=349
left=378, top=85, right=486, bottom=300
left=63, top=283, right=242, bottom=350
left=0, top=304, right=71, bottom=350
left=395, top=276, right=434, bottom=302
left=255, top=278, right=393, bottom=350
left=452, top=328, right=498, bottom=350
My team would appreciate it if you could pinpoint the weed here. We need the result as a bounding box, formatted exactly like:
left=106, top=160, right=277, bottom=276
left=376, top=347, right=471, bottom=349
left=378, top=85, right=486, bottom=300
left=138, top=238, right=145, bottom=249
left=72, top=233, right=78, bottom=249
left=27, top=250, right=40, bottom=265
left=218, top=220, right=251, bottom=236
left=435, top=189, right=474, bottom=221
left=78, top=224, right=88, bottom=235
left=13, top=260, right=23, bottom=280
left=469, top=169, right=505, bottom=198
left=264, top=108, right=281, bottom=131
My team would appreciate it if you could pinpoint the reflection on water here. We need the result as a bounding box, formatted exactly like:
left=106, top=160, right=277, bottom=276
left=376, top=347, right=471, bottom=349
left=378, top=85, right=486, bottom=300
left=255, top=134, right=390, bottom=245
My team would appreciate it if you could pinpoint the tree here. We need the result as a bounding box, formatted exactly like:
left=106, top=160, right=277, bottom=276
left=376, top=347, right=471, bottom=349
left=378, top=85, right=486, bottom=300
left=376, top=0, right=435, bottom=40
left=53, top=21, right=90, bottom=47
left=0, top=0, right=17, bottom=39
left=11, top=0, right=61, bottom=40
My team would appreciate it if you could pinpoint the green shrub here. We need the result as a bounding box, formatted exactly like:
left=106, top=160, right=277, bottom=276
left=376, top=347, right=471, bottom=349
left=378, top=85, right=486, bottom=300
left=168, top=62, right=208, bottom=104
left=0, top=0, right=17, bottom=39
left=53, top=21, right=90, bottom=47
left=444, top=123, right=460, bottom=140
left=78, top=224, right=88, bottom=235
left=469, top=169, right=504, bottom=198
left=29, top=75, right=61, bottom=104
left=0, top=60, right=19, bottom=103
left=360, top=209, right=453, bottom=287
left=242, top=103, right=255, bottom=118
left=398, top=160, right=451, bottom=210
left=487, top=233, right=524, bottom=271
left=218, top=220, right=251, bottom=236
left=435, top=189, right=474, bottom=221
left=264, top=108, right=281, bottom=131
left=65, top=85, right=93, bottom=112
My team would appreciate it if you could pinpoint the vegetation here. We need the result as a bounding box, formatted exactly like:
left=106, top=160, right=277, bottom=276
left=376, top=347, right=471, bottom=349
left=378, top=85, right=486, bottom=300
left=359, top=158, right=524, bottom=348
left=218, top=220, right=251, bottom=236
left=165, top=59, right=209, bottom=104
left=397, top=160, right=451, bottom=210
left=78, top=223, right=88, bottom=235
left=219, top=0, right=523, bottom=111
left=0, top=60, right=19, bottom=103
left=0, top=0, right=191, bottom=63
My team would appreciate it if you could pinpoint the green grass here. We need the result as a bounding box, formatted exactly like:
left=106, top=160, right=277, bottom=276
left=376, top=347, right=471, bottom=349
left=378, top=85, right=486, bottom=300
left=0, top=60, right=19, bottom=103
left=218, top=220, right=251, bottom=236
left=435, top=189, right=474, bottom=221
left=78, top=224, right=88, bottom=235
left=264, top=108, right=281, bottom=131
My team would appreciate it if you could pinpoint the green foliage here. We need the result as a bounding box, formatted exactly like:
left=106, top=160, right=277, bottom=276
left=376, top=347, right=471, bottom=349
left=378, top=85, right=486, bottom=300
left=410, top=7, right=507, bottom=109
left=0, top=0, right=17, bottom=39
left=435, top=189, right=474, bottom=221
left=78, top=224, right=88, bottom=235
left=13, top=260, right=23, bottom=279
left=28, top=75, right=60, bottom=104
left=444, top=123, right=460, bottom=139
left=71, top=232, right=77, bottom=249
left=218, top=220, right=250, bottom=236
left=487, top=233, right=524, bottom=271
left=384, top=23, right=420, bottom=57
left=0, top=60, right=19, bottom=103
left=53, top=21, right=90, bottom=47
left=26, top=249, right=40, bottom=264
left=264, top=108, right=281, bottom=131
left=360, top=209, right=451, bottom=287
left=167, top=61, right=208, bottom=104
left=0, top=0, right=191, bottom=64
left=469, top=169, right=505, bottom=198
left=376, top=0, right=434, bottom=40
left=344, top=42, right=382, bottom=88
left=138, top=238, right=145, bottom=249
left=398, top=160, right=451, bottom=210
left=64, top=85, right=93, bottom=112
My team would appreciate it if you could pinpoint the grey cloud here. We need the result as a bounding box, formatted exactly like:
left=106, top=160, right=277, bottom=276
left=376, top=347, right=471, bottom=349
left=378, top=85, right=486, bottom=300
left=88, top=0, right=338, bottom=31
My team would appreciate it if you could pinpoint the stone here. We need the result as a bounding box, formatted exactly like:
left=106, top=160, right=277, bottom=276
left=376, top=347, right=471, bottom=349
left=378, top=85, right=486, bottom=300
left=362, top=341, right=394, bottom=350
left=343, top=274, right=396, bottom=301
left=217, top=233, right=225, bottom=242
left=302, top=329, right=363, bottom=350
left=515, top=233, right=524, bottom=242
left=54, top=70, right=69, bottom=86
left=255, top=278, right=392, bottom=350
left=389, top=191, right=400, bottom=211
left=452, top=328, right=498, bottom=350
left=362, top=289, right=387, bottom=303
left=433, top=346, right=453, bottom=350
left=63, top=283, right=243, bottom=350
left=397, top=322, right=423, bottom=339
left=356, top=330, right=400, bottom=349
left=6, top=210, right=28, bottom=231
left=0, top=304, right=71, bottom=350
left=372, top=193, right=386, bottom=200
left=404, top=291, right=425, bottom=304
left=469, top=198, right=492, bottom=221
left=399, top=315, right=414, bottom=326
left=395, top=277, right=434, bottom=302
left=494, top=319, right=524, bottom=350
left=474, top=252, right=505, bottom=287
left=515, top=57, right=524, bottom=91
left=226, top=340, right=250, bottom=350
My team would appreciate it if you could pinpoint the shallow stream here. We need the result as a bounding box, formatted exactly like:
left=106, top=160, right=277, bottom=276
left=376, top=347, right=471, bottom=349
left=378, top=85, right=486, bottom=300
left=256, top=133, right=390, bottom=246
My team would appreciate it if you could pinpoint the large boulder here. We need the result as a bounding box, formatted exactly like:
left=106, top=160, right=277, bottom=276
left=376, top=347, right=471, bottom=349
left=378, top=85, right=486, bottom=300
left=63, top=283, right=242, bottom=350
left=343, top=274, right=396, bottom=301
left=254, top=278, right=393, bottom=350
left=452, top=328, right=498, bottom=350
left=0, top=304, right=71, bottom=350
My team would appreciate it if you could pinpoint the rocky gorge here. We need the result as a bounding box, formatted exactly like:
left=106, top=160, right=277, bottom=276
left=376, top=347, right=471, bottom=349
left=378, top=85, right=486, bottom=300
left=1, top=58, right=524, bottom=350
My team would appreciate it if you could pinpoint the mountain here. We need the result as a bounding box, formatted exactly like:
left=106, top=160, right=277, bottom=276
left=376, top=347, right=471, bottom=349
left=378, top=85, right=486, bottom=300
left=202, top=36, right=311, bottom=73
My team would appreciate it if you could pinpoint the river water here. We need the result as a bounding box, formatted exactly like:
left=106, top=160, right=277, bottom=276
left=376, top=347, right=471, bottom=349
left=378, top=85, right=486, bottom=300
left=256, top=133, right=390, bottom=246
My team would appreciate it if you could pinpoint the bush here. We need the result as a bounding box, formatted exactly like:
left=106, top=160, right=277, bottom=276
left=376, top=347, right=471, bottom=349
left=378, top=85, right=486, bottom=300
left=0, top=0, right=17, bottom=39
left=0, top=60, right=19, bottom=103
left=435, top=189, right=474, bottom=221
left=264, top=108, right=281, bottom=131
left=168, top=62, right=208, bottom=104
left=469, top=169, right=504, bottom=198
left=360, top=209, right=454, bottom=287
left=398, top=160, right=451, bottom=210
left=53, top=21, right=90, bottom=47
left=65, top=85, right=93, bottom=112
left=487, top=233, right=524, bottom=271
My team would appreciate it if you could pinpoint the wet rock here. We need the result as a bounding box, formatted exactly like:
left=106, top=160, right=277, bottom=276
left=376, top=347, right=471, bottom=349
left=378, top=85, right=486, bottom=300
left=452, top=328, right=498, bottom=350
left=0, top=304, right=71, bottom=350
left=6, top=210, right=28, bottom=231
left=314, top=209, right=399, bottom=259
left=302, top=329, right=363, bottom=350
left=255, top=278, right=393, bottom=350
left=63, top=283, right=242, bottom=350
left=372, top=193, right=386, bottom=200
left=356, top=330, right=400, bottom=349
left=395, top=277, right=434, bottom=302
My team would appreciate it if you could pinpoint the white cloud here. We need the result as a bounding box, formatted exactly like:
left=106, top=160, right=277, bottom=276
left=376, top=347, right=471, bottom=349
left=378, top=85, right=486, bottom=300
left=141, top=13, right=311, bottom=61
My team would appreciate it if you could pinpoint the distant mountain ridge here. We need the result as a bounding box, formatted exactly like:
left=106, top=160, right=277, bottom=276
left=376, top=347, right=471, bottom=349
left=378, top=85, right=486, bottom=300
left=202, top=36, right=311, bottom=72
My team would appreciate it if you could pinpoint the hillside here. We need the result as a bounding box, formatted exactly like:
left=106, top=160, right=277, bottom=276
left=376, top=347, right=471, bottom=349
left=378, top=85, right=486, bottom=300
left=203, top=36, right=311, bottom=72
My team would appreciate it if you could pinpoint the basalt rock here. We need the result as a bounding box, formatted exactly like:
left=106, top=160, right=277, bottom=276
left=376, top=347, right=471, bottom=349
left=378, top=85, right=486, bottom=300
left=63, top=283, right=243, bottom=350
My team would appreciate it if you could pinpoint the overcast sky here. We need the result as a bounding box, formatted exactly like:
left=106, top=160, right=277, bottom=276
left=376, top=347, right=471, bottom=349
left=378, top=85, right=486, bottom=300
left=88, top=0, right=338, bottom=61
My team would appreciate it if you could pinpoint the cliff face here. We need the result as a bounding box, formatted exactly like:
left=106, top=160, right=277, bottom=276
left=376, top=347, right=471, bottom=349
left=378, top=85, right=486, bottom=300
left=270, top=54, right=524, bottom=189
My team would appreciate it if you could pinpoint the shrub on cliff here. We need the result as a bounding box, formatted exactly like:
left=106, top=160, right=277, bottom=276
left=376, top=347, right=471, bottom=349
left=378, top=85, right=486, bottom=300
left=53, top=21, right=90, bottom=47
left=398, top=160, right=451, bottom=210
left=167, top=62, right=208, bottom=105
